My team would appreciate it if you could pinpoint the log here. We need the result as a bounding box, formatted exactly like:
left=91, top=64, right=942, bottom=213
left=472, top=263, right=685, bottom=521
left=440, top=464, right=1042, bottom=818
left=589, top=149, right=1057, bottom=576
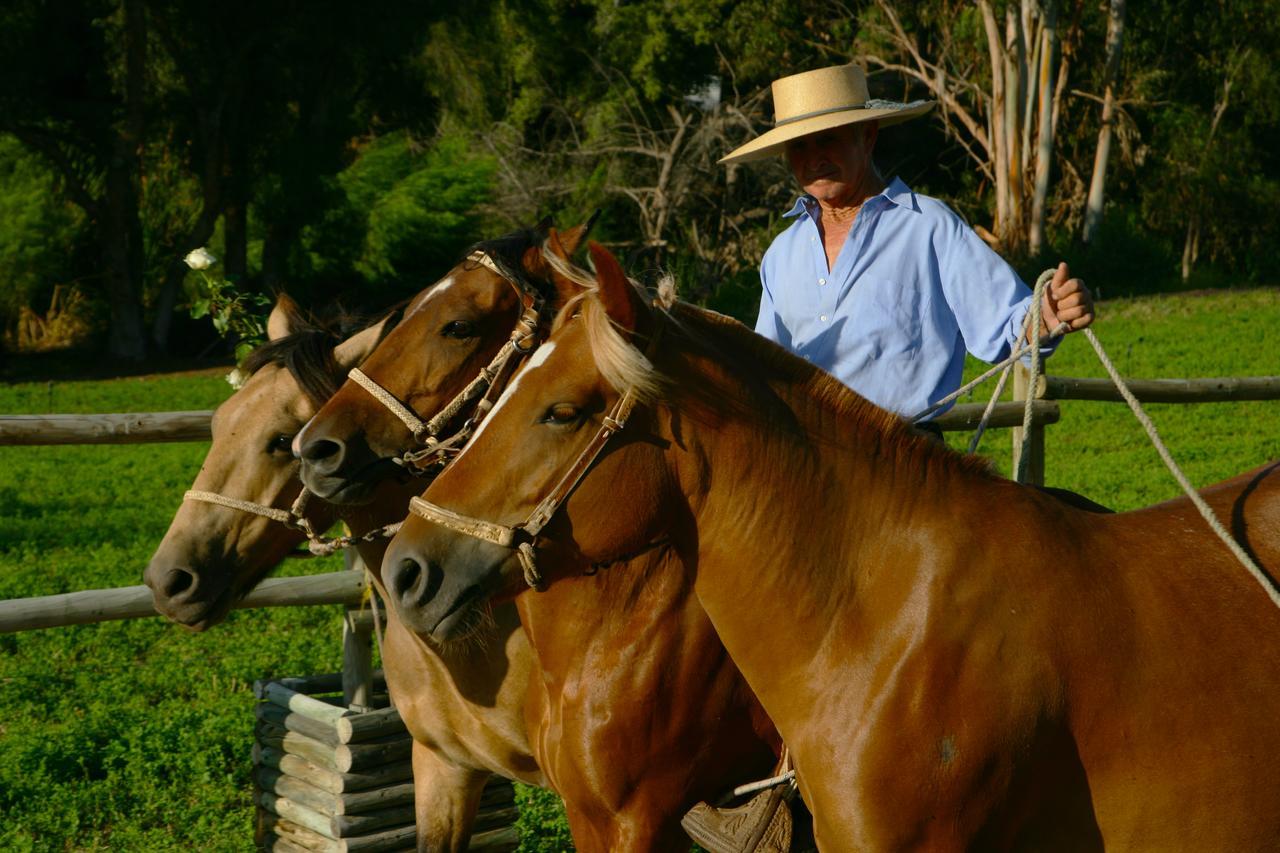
left=254, top=745, right=414, bottom=793
left=339, top=823, right=417, bottom=853
left=257, top=702, right=343, bottom=747
left=256, top=721, right=413, bottom=773
left=262, top=817, right=341, bottom=853
left=469, top=826, right=520, bottom=853
left=256, top=722, right=342, bottom=773
left=0, top=571, right=366, bottom=633
left=932, top=400, right=1059, bottom=431
left=0, top=410, right=214, bottom=445
left=472, top=806, right=520, bottom=835
left=336, top=707, right=407, bottom=745
left=1043, top=374, right=1280, bottom=403
left=258, top=789, right=338, bottom=840
left=264, top=833, right=328, bottom=853
left=331, top=802, right=417, bottom=838
left=259, top=682, right=352, bottom=727
left=336, top=782, right=416, bottom=816
left=257, top=766, right=340, bottom=816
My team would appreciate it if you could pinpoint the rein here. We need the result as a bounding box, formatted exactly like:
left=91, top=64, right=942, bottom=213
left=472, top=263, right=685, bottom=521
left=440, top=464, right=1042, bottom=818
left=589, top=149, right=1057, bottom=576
left=407, top=319, right=666, bottom=592
left=347, top=251, right=544, bottom=474
left=183, top=487, right=401, bottom=557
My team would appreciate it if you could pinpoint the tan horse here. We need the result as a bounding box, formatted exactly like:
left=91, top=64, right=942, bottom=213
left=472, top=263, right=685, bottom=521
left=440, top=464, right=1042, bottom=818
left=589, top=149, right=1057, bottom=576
left=145, top=296, right=541, bottom=851
left=295, top=232, right=783, bottom=850
left=385, top=242, right=1280, bottom=851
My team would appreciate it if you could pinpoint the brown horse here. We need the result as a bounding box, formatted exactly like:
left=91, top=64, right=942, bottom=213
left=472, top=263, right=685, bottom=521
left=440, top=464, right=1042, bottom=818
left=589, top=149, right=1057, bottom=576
left=295, top=231, right=783, bottom=850
left=145, top=297, right=541, bottom=851
left=386, top=242, right=1280, bottom=851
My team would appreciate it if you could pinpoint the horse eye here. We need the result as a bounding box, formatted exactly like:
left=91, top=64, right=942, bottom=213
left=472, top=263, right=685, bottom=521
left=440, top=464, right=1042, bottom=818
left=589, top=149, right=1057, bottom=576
left=267, top=434, right=294, bottom=454
left=542, top=404, right=581, bottom=426
left=441, top=320, right=477, bottom=339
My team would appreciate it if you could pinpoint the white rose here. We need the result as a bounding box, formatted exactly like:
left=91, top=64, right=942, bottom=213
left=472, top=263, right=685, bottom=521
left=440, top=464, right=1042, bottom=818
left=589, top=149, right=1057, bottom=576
left=225, top=368, right=247, bottom=389
left=184, top=248, right=217, bottom=270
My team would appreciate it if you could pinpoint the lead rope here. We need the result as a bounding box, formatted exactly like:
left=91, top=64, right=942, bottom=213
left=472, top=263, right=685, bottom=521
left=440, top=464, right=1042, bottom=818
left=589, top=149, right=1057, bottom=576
left=913, top=269, right=1280, bottom=609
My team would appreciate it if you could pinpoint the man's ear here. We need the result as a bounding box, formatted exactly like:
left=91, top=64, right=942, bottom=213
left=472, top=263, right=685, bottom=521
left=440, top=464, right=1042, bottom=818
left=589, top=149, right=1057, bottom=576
left=333, top=313, right=397, bottom=369
left=267, top=293, right=305, bottom=341
left=588, top=241, right=648, bottom=335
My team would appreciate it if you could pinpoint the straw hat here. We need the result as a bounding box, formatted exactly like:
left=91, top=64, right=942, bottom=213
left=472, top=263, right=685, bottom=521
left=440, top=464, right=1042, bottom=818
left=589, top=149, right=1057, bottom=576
left=720, top=64, right=934, bottom=165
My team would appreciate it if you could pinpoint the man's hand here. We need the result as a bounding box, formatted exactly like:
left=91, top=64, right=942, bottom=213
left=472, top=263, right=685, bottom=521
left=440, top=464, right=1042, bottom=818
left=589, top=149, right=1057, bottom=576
left=1028, top=261, right=1095, bottom=342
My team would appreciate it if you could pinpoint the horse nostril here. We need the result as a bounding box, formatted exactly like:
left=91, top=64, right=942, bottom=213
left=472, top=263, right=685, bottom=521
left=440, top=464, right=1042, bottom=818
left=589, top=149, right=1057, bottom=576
left=162, top=567, right=196, bottom=599
left=391, top=557, right=422, bottom=602
left=300, top=437, right=345, bottom=471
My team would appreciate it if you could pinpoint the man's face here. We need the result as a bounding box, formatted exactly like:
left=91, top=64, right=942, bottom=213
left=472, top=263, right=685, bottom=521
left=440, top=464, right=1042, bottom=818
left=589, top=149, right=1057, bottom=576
left=785, top=123, right=878, bottom=206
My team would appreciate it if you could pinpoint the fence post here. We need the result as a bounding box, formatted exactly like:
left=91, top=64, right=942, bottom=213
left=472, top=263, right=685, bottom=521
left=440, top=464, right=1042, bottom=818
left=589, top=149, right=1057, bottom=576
left=1012, top=363, right=1047, bottom=485
left=341, top=545, right=375, bottom=712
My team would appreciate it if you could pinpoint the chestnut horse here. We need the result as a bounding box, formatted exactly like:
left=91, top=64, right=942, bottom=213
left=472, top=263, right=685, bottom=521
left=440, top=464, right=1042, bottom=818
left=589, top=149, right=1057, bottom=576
left=146, top=296, right=542, bottom=851
left=295, top=233, right=782, bottom=850
left=386, top=242, right=1280, bottom=851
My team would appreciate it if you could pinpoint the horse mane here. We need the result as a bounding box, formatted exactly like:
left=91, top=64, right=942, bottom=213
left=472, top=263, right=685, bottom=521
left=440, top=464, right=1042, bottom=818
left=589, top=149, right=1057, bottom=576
left=558, top=265, right=995, bottom=481
left=241, top=301, right=405, bottom=407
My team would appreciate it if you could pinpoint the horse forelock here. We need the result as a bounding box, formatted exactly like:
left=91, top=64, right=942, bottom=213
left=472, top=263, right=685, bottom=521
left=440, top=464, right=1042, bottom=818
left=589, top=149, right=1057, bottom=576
left=241, top=305, right=405, bottom=409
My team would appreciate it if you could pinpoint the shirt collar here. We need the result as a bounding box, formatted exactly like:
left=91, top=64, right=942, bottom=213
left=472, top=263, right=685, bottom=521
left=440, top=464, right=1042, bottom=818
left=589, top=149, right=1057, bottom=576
left=784, top=177, right=920, bottom=220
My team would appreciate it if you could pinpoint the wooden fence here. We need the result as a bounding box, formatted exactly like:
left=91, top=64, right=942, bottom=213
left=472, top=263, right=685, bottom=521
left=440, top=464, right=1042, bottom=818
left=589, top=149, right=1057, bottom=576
left=1, top=370, right=1277, bottom=637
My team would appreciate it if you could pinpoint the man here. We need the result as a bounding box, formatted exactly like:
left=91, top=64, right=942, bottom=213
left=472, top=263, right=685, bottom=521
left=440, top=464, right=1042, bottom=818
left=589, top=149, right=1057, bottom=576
left=719, top=64, right=1094, bottom=421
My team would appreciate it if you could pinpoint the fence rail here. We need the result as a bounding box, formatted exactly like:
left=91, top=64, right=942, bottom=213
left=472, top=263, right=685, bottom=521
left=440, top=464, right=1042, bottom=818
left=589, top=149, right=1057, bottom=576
left=1, top=375, right=1275, bottom=634
left=0, top=401, right=1062, bottom=447
left=0, top=571, right=366, bottom=634
left=0, top=410, right=214, bottom=445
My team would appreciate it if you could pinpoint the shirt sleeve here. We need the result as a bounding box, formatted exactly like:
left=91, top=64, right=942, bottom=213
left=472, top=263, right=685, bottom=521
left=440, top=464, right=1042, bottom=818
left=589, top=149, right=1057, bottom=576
left=937, top=213, right=1060, bottom=364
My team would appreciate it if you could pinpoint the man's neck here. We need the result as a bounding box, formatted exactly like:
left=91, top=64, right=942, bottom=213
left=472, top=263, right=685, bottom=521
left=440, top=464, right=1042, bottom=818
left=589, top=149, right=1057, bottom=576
left=814, top=176, right=886, bottom=226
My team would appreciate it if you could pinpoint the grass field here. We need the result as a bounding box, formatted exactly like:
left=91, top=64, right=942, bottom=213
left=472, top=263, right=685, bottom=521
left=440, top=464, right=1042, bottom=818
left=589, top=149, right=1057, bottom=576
left=0, top=288, right=1277, bottom=851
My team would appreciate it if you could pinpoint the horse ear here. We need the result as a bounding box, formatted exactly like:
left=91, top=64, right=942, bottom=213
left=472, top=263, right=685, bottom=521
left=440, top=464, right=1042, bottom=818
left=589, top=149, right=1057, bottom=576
left=555, top=210, right=600, bottom=257
left=588, top=241, right=645, bottom=334
left=267, top=293, right=304, bottom=341
left=333, top=313, right=397, bottom=369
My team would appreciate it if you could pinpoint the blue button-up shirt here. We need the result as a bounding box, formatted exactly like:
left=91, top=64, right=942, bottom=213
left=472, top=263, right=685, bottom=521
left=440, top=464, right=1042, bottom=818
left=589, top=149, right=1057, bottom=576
left=756, top=178, right=1053, bottom=417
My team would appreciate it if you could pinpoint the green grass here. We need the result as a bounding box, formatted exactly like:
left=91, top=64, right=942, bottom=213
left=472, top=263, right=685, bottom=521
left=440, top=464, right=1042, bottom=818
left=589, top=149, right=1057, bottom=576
left=0, top=288, right=1277, bottom=850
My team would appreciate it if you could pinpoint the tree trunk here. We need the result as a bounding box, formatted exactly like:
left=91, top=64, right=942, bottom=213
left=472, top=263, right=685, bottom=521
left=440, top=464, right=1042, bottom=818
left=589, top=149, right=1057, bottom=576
left=979, top=1, right=1009, bottom=245
left=223, top=199, right=249, bottom=283
left=102, top=0, right=148, bottom=360
left=1003, top=6, right=1025, bottom=254
left=1029, top=0, right=1058, bottom=256
left=1082, top=0, right=1126, bottom=244
left=262, top=221, right=295, bottom=293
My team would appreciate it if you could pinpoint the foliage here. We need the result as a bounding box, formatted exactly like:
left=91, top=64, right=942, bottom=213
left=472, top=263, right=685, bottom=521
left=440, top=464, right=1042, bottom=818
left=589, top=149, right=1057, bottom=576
left=0, top=136, right=89, bottom=330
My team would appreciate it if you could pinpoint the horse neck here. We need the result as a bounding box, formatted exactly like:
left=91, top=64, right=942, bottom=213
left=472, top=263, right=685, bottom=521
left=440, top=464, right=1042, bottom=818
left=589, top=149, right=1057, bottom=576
left=671, top=359, right=981, bottom=717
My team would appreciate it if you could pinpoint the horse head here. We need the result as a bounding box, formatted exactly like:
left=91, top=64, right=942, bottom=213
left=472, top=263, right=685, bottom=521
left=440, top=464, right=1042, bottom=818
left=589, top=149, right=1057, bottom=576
left=144, top=296, right=394, bottom=630
left=383, top=243, right=682, bottom=641
left=294, top=219, right=594, bottom=505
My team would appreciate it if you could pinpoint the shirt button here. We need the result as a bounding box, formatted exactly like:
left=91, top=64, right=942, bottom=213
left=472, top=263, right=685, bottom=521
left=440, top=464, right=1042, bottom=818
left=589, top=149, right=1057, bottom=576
left=818, top=277, right=826, bottom=286
left=819, top=314, right=828, bottom=322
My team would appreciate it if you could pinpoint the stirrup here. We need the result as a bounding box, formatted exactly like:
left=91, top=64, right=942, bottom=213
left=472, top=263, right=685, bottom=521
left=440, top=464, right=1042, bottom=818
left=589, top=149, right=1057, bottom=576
left=681, top=783, right=793, bottom=853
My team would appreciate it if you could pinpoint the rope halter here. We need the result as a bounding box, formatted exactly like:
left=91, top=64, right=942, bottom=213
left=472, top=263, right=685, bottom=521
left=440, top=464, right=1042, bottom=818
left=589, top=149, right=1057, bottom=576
left=183, top=486, right=401, bottom=557
left=406, top=318, right=665, bottom=592
left=346, top=251, right=545, bottom=473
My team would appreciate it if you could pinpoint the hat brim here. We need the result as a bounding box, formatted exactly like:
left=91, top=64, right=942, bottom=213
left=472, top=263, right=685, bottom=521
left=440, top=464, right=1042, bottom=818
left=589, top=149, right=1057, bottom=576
left=719, top=101, right=935, bottom=165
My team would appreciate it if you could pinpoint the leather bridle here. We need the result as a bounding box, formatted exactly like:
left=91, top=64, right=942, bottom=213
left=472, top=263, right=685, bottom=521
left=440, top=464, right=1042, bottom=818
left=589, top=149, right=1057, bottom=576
left=406, top=319, right=665, bottom=591
left=347, top=250, right=545, bottom=473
